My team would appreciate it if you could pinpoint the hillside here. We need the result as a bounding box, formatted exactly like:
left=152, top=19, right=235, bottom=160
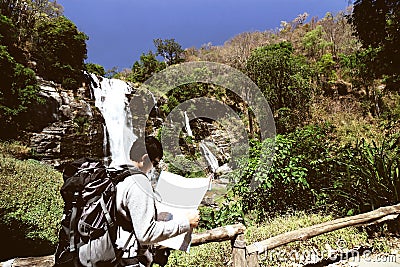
left=0, top=0, right=399, bottom=266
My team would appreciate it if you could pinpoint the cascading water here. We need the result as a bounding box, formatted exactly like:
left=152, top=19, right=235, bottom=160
left=200, top=140, right=219, bottom=173
left=90, top=74, right=137, bottom=167
left=184, top=111, right=193, bottom=137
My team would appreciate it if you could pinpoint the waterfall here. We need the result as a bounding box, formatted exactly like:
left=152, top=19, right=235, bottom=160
left=184, top=111, right=193, bottom=137
left=200, top=140, right=219, bottom=173
left=91, top=74, right=137, bottom=167
left=102, top=124, right=110, bottom=166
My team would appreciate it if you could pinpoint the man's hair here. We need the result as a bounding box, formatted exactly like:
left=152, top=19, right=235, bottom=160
left=130, top=136, right=163, bottom=163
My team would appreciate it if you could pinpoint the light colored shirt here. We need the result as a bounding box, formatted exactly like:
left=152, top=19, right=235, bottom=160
left=115, top=172, right=190, bottom=266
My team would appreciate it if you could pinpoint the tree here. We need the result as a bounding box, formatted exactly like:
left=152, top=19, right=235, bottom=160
left=0, top=45, right=42, bottom=138
left=0, top=0, right=63, bottom=55
left=33, top=16, right=88, bottom=90
left=302, top=25, right=332, bottom=60
left=128, top=51, right=166, bottom=83
left=246, top=42, right=314, bottom=133
left=351, top=0, right=400, bottom=90
left=85, top=63, right=105, bottom=77
left=153, top=38, right=184, bottom=65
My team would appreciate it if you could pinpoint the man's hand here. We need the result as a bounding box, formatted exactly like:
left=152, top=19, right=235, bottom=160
left=186, top=210, right=200, bottom=228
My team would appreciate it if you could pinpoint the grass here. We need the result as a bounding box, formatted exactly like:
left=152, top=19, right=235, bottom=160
left=161, top=211, right=395, bottom=267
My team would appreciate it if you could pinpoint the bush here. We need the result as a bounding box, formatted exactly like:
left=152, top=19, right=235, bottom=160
left=0, top=141, right=31, bottom=159
left=228, top=123, right=400, bottom=221
left=230, top=124, right=338, bottom=221
left=335, top=137, right=400, bottom=214
left=246, top=41, right=314, bottom=133
left=0, top=155, right=63, bottom=259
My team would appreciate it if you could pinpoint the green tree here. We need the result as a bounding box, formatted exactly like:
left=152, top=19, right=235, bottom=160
left=85, top=63, right=105, bottom=77
left=128, top=51, right=166, bottom=83
left=0, top=45, right=42, bottom=138
left=246, top=42, right=314, bottom=133
left=351, top=0, right=400, bottom=90
left=0, top=0, right=63, bottom=56
left=316, top=53, right=337, bottom=84
left=33, top=16, right=88, bottom=90
left=153, top=38, right=184, bottom=65
left=302, top=25, right=332, bottom=60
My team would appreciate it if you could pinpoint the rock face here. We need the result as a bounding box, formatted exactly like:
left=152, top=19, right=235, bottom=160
left=29, top=78, right=106, bottom=168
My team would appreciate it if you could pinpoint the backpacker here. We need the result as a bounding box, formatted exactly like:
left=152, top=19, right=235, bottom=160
left=54, top=158, right=142, bottom=267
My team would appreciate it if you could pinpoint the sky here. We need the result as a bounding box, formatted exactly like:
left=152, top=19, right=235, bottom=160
left=58, top=0, right=350, bottom=71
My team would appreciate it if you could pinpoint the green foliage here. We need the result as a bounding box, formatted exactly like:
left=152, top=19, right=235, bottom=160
left=234, top=125, right=336, bottom=220
left=339, top=48, right=377, bottom=94
left=153, top=38, right=184, bottom=65
left=0, top=14, right=17, bottom=52
left=351, top=0, right=400, bottom=88
left=246, top=41, right=314, bottom=133
left=0, top=0, right=62, bottom=50
left=128, top=51, right=166, bottom=83
left=302, top=25, right=332, bottom=59
left=0, top=141, right=31, bottom=159
left=199, top=192, right=245, bottom=229
left=315, top=53, right=337, bottom=84
left=0, top=153, right=63, bottom=258
left=339, top=48, right=384, bottom=116
left=85, top=63, right=105, bottom=76
left=33, top=16, right=88, bottom=90
left=228, top=121, right=400, bottom=221
left=336, top=138, right=400, bottom=213
left=0, top=44, right=42, bottom=137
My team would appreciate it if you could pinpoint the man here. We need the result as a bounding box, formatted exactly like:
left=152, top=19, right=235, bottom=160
left=115, top=136, right=200, bottom=266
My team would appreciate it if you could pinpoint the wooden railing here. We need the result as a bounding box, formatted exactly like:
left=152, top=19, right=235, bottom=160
left=2, top=203, right=400, bottom=267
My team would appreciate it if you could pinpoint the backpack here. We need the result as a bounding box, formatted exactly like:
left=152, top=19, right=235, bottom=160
left=54, top=158, right=142, bottom=267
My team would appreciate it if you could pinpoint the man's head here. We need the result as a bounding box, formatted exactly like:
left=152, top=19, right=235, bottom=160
left=130, top=136, right=163, bottom=171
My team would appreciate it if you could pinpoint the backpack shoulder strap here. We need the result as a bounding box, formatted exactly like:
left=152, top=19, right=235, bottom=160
left=111, top=165, right=147, bottom=184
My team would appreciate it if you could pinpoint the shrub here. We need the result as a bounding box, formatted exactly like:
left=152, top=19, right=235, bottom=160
left=0, top=141, right=31, bottom=159
left=0, top=155, right=63, bottom=259
left=334, top=137, right=400, bottom=214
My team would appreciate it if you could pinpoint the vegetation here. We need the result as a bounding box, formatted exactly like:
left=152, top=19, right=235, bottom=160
left=162, top=212, right=386, bottom=267
left=0, top=0, right=88, bottom=136
left=0, top=143, right=63, bottom=260
left=351, top=0, right=400, bottom=90
left=0, top=0, right=400, bottom=264
left=246, top=41, right=314, bottom=132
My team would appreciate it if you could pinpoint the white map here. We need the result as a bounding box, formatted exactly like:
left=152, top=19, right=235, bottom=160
left=154, top=171, right=211, bottom=252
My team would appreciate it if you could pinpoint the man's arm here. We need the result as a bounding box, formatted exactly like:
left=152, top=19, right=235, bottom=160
left=123, top=174, right=191, bottom=245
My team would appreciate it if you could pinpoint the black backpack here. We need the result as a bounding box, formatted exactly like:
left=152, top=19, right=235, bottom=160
left=54, top=158, right=142, bottom=267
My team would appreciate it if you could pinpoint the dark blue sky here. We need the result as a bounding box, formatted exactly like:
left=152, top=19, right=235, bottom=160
left=58, top=0, right=350, bottom=71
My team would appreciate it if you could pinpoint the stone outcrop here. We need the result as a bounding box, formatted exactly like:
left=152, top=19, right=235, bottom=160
left=29, top=77, right=106, bottom=168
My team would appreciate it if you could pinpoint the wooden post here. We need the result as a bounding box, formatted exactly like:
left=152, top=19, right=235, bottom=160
left=246, top=252, right=259, bottom=267
left=232, top=233, right=247, bottom=267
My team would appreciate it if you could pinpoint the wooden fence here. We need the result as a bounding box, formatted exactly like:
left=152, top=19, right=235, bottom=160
left=2, top=203, right=400, bottom=267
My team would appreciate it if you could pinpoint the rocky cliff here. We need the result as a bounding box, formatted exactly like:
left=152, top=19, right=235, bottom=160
left=28, top=77, right=106, bottom=168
